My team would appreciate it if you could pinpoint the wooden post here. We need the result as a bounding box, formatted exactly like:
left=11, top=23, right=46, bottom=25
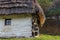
left=33, top=0, right=46, bottom=27
left=32, top=14, right=39, bottom=37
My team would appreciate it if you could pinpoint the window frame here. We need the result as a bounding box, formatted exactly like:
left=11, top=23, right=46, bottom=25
left=5, top=19, right=11, bottom=26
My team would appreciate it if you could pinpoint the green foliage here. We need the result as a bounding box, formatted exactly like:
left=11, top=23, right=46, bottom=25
left=47, top=7, right=60, bottom=16
left=40, top=34, right=60, bottom=40
left=38, top=0, right=52, bottom=11
left=38, top=0, right=60, bottom=16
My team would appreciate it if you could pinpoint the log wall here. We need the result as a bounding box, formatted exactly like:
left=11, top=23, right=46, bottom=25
left=40, top=19, right=60, bottom=35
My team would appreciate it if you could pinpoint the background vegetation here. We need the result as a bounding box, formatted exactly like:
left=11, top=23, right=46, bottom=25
left=38, top=0, right=60, bottom=16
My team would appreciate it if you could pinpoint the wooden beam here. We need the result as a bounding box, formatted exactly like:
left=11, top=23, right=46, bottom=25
left=34, top=0, right=46, bottom=27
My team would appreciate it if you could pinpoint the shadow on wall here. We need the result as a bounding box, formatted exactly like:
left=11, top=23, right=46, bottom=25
left=40, top=19, right=60, bottom=35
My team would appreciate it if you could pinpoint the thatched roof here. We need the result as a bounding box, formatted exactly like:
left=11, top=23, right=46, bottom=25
left=0, top=0, right=38, bottom=14
left=0, top=0, right=46, bottom=27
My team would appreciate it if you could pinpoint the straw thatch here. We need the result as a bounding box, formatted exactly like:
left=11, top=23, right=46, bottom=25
left=0, top=0, right=46, bottom=26
left=0, top=0, right=36, bottom=14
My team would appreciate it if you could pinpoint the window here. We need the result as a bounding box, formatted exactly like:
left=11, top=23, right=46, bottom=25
left=5, top=19, right=11, bottom=25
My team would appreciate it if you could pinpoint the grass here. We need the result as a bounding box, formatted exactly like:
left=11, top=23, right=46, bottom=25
left=0, top=34, right=60, bottom=40
left=39, top=34, right=60, bottom=40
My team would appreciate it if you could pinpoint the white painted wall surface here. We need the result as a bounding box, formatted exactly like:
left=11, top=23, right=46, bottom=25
left=0, top=16, right=32, bottom=38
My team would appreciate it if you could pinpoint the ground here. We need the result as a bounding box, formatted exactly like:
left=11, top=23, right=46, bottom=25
left=0, top=34, right=60, bottom=40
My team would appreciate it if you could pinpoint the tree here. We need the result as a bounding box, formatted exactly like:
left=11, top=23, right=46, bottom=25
left=47, top=0, right=60, bottom=16
left=38, top=0, right=52, bottom=13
